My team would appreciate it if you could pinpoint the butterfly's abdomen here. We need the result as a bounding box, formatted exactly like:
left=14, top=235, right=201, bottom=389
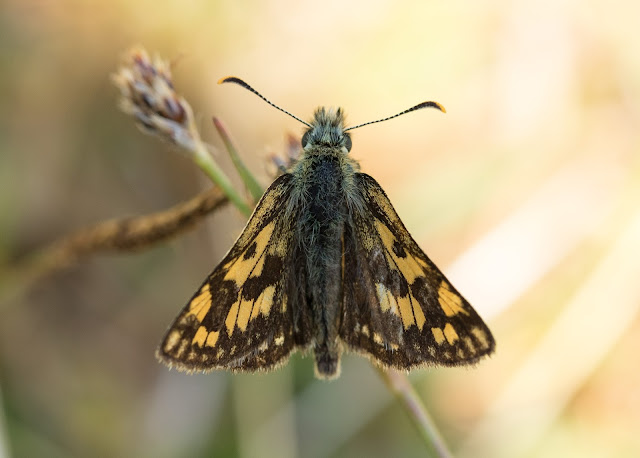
left=296, top=154, right=352, bottom=378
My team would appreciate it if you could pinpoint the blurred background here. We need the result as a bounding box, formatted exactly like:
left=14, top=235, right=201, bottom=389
left=1, top=1, right=639, bottom=457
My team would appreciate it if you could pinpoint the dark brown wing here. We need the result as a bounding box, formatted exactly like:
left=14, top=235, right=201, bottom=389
left=340, top=173, right=495, bottom=369
left=157, top=174, right=306, bottom=373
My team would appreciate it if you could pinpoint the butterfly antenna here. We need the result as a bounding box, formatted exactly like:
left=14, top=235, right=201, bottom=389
left=344, top=101, right=445, bottom=132
left=218, top=76, right=312, bottom=128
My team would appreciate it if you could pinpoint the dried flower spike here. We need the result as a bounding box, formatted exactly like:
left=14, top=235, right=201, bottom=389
left=112, top=47, right=197, bottom=150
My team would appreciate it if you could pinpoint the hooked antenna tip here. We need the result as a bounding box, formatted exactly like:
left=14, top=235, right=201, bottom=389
left=416, top=101, right=446, bottom=114
left=218, top=76, right=244, bottom=86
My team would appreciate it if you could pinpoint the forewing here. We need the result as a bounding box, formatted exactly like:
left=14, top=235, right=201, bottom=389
left=157, top=174, right=299, bottom=373
left=340, top=173, right=495, bottom=368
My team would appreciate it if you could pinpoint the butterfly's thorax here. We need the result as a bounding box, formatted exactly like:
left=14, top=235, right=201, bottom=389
left=288, top=108, right=360, bottom=377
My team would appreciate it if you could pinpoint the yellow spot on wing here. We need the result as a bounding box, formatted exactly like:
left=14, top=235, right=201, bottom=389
left=250, top=292, right=263, bottom=319
left=236, top=297, right=252, bottom=331
left=187, top=284, right=212, bottom=323
left=251, top=254, right=266, bottom=277
left=249, top=285, right=276, bottom=320
left=225, top=301, right=240, bottom=336
left=376, top=283, right=398, bottom=315
left=223, top=256, right=254, bottom=285
left=413, top=300, right=426, bottom=330
left=376, top=283, right=389, bottom=311
left=402, top=256, right=425, bottom=283
left=259, top=286, right=276, bottom=315
left=175, top=339, right=188, bottom=358
left=438, top=281, right=469, bottom=317
left=464, top=336, right=476, bottom=355
left=375, top=191, right=398, bottom=225
left=375, top=221, right=424, bottom=283
left=443, top=323, right=459, bottom=344
left=165, top=330, right=181, bottom=352
left=237, top=297, right=259, bottom=331
left=376, top=221, right=396, bottom=252
left=223, top=222, right=275, bottom=284
left=472, top=327, right=490, bottom=349
left=206, top=331, right=219, bottom=347
left=432, top=327, right=445, bottom=345
left=192, top=326, right=208, bottom=347
left=415, top=257, right=428, bottom=268
left=397, top=295, right=415, bottom=328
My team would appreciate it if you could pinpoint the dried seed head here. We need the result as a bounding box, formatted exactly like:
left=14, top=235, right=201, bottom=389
left=266, top=133, right=303, bottom=178
left=112, top=47, right=196, bottom=150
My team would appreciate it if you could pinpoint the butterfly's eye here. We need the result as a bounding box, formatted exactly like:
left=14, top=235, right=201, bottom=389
left=344, top=133, right=352, bottom=152
left=301, top=131, right=311, bottom=149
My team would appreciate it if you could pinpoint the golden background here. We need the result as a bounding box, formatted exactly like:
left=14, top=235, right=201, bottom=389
left=1, top=1, right=639, bottom=457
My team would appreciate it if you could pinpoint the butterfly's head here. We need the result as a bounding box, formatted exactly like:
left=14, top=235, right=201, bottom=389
left=301, top=107, right=352, bottom=153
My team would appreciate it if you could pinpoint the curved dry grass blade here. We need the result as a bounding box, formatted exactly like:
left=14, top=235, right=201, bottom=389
left=0, top=186, right=227, bottom=306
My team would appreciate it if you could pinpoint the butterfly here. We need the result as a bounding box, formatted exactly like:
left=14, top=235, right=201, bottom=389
left=156, top=77, right=495, bottom=379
